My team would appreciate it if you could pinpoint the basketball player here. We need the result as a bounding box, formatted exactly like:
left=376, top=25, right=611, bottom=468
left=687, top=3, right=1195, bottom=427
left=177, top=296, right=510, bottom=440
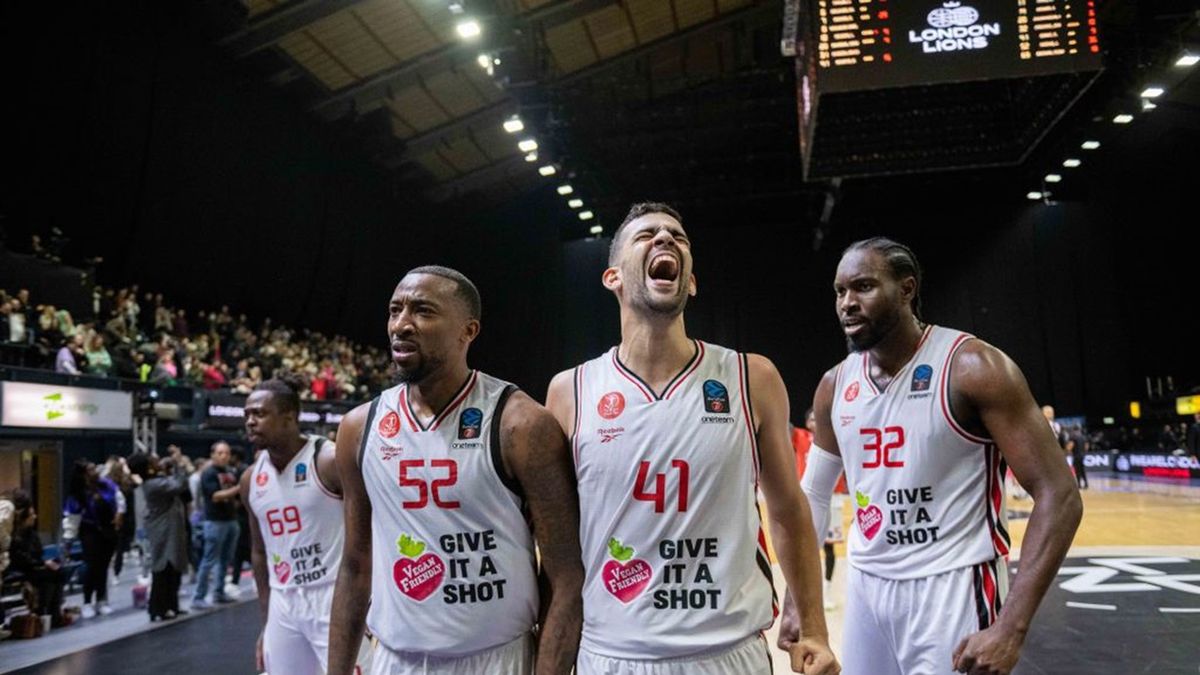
left=778, top=238, right=1082, bottom=674
left=328, top=266, right=583, bottom=675
left=545, top=203, right=838, bottom=674
left=239, top=377, right=343, bottom=675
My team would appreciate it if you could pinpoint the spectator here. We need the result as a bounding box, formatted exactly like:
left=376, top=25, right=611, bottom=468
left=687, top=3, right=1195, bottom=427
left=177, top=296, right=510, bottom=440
left=187, top=457, right=209, bottom=579
left=201, top=359, right=227, bottom=390
left=128, top=452, right=190, bottom=621
left=54, top=306, right=75, bottom=338
left=1066, top=427, right=1089, bottom=490
left=191, top=442, right=240, bottom=609
left=84, top=333, right=113, bottom=376
left=6, top=298, right=28, bottom=344
left=0, top=490, right=12, bottom=638
left=102, top=456, right=137, bottom=577
left=150, top=350, right=178, bottom=385
left=55, top=334, right=84, bottom=374
left=64, top=460, right=121, bottom=618
left=7, top=490, right=70, bottom=628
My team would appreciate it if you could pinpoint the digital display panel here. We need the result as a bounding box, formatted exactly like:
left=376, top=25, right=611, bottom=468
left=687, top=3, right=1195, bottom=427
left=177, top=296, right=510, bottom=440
left=812, top=0, right=1101, bottom=92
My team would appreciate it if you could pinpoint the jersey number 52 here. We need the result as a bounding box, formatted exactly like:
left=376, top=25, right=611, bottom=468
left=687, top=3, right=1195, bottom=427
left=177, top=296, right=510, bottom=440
left=398, top=459, right=461, bottom=509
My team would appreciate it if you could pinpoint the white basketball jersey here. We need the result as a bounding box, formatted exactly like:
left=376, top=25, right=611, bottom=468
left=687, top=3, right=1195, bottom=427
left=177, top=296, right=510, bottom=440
left=831, top=325, right=1010, bottom=580
left=247, top=436, right=344, bottom=591
left=573, top=341, right=775, bottom=659
left=359, top=371, right=538, bottom=657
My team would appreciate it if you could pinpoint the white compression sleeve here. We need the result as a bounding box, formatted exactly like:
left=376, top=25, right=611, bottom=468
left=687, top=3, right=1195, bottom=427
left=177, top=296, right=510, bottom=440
left=799, top=445, right=843, bottom=542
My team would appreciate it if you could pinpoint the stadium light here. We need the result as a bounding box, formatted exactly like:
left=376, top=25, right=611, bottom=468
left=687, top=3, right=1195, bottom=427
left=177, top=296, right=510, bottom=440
left=1026, top=191, right=1043, bottom=200
left=1140, top=86, right=1164, bottom=98
left=503, top=117, right=524, bottom=134
left=567, top=198, right=583, bottom=208
left=1062, top=158, right=1081, bottom=168
left=1176, top=54, right=1199, bottom=67
left=1081, top=140, right=1100, bottom=150
left=517, top=139, right=538, bottom=153
left=456, top=19, right=481, bottom=40
left=1044, top=174, right=1062, bottom=183
left=538, top=165, right=557, bottom=177
left=1112, top=114, right=1134, bottom=124
left=524, top=152, right=538, bottom=162
left=557, top=184, right=574, bottom=195
left=589, top=225, right=603, bottom=235
left=579, top=210, right=594, bottom=220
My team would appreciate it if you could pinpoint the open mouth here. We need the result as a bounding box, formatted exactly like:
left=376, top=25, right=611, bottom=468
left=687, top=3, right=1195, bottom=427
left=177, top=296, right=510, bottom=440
left=646, top=253, right=680, bottom=284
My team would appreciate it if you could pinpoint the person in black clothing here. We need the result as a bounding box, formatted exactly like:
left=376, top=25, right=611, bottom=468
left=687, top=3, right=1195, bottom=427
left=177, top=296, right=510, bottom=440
left=191, top=442, right=241, bottom=609
left=8, top=490, right=68, bottom=627
left=230, top=447, right=253, bottom=594
left=128, top=453, right=191, bottom=621
left=63, top=460, right=121, bottom=618
left=1066, top=427, right=1089, bottom=490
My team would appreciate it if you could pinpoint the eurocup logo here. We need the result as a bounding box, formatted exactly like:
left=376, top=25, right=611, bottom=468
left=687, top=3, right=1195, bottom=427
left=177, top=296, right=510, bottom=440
left=703, top=380, right=730, bottom=414
left=458, top=407, right=483, bottom=439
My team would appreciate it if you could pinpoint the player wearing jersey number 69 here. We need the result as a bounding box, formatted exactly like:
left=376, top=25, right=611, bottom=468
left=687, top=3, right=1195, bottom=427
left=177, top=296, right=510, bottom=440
left=240, top=376, right=347, bottom=675
left=777, top=238, right=1082, bottom=675
left=546, top=203, right=838, bottom=675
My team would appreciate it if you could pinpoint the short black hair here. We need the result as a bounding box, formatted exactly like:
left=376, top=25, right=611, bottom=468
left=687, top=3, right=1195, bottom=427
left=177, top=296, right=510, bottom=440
left=844, top=237, right=924, bottom=320
left=127, top=453, right=150, bottom=479
left=254, top=375, right=303, bottom=416
left=609, top=202, right=683, bottom=264
left=405, top=265, right=482, bottom=320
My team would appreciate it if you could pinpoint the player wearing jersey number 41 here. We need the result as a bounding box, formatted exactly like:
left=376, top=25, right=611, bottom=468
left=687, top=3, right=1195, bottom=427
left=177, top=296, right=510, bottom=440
left=546, top=203, right=838, bottom=675
left=777, top=238, right=1082, bottom=675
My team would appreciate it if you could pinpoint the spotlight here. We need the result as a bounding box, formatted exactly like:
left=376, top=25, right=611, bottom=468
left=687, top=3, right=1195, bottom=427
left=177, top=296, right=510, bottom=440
left=503, top=117, right=524, bottom=133
left=567, top=199, right=583, bottom=208
left=557, top=184, right=574, bottom=195
left=1112, top=114, right=1134, bottom=124
left=589, top=225, right=603, bottom=235
left=1062, top=158, right=1081, bottom=168
left=1140, top=86, right=1164, bottom=98
left=517, top=139, right=538, bottom=153
left=1044, top=174, right=1062, bottom=183
left=524, top=152, right=538, bottom=162
left=538, top=165, right=557, bottom=176
left=1026, top=191, right=1043, bottom=200
left=1176, top=54, right=1199, bottom=67
left=455, top=19, right=481, bottom=40
left=1081, top=140, right=1100, bottom=150
left=579, top=210, right=594, bottom=220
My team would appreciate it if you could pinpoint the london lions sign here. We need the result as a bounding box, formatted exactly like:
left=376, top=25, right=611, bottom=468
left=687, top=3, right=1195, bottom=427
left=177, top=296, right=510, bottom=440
left=909, top=2, right=1001, bottom=53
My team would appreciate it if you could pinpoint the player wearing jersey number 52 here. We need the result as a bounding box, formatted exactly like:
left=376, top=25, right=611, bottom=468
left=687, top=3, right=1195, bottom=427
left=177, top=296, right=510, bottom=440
left=240, top=375, right=347, bottom=675
left=777, top=238, right=1082, bottom=675
left=546, top=203, right=838, bottom=675
left=328, top=266, right=583, bottom=675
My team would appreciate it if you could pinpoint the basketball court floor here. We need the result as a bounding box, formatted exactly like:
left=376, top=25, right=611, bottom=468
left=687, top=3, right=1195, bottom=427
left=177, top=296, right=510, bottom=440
left=4, top=473, right=1198, bottom=674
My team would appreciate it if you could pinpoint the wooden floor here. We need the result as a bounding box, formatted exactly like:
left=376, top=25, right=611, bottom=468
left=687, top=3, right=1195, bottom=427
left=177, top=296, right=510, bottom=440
left=6, top=474, right=1198, bottom=675
left=764, top=473, right=1200, bottom=674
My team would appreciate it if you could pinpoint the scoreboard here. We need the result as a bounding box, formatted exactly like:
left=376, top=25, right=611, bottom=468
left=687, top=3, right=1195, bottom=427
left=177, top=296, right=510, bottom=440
left=812, top=0, right=1102, bottom=92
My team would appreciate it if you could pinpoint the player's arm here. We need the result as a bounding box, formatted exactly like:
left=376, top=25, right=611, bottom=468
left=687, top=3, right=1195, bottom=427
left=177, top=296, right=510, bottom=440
left=503, top=389, right=583, bottom=675
left=328, top=402, right=374, bottom=675
left=544, top=369, right=576, bottom=438
left=749, top=355, right=839, bottom=675
left=239, top=466, right=270, bottom=672
left=778, top=366, right=845, bottom=652
left=949, top=340, right=1082, bottom=675
left=317, top=438, right=343, bottom=496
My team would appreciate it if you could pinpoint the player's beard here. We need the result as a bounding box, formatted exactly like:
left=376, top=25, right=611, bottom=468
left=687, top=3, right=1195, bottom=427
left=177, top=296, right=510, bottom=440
left=845, top=303, right=902, bottom=353
left=392, top=348, right=445, bottom=384
left=628, top=263, right=689, bottom=318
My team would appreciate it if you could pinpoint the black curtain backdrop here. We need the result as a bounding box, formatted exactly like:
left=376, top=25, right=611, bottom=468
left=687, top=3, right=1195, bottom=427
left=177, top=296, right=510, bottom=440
left=2, top=3, right=1194, bottom=418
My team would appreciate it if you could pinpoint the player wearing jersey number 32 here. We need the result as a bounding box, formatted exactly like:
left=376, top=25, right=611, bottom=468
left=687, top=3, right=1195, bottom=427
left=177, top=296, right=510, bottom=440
left=546, top=203, right=838, bottom=675
left=777, top=238, right=1082, bottom=675
left=328, top=266, right=584, bottom=675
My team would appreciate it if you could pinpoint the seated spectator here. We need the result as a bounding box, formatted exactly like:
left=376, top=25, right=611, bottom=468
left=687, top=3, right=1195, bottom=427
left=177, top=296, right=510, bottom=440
left=84, top=333, right=113, bottom=376
left=7, top=490, right=70, bottom=628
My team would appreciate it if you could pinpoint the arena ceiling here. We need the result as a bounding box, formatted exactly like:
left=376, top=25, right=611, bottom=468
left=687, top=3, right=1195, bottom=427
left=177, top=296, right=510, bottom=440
left=201, top=0, right=1199, bottom=236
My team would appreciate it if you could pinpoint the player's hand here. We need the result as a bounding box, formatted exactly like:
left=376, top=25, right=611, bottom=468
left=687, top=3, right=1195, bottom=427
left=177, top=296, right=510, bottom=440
left=789, top=636, right=840, bottom=675
left=776, top=598, right=800, bottom=650
left=255, top=630, right=265, bottom=672
left=952, top=623, right=1024, bottom=674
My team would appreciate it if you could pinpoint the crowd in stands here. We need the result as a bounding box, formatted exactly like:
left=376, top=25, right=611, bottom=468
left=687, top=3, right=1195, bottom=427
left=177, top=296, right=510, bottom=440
left=1, top=442, right=268, bottom=638
left=1, top=284, right=393, bottom=401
